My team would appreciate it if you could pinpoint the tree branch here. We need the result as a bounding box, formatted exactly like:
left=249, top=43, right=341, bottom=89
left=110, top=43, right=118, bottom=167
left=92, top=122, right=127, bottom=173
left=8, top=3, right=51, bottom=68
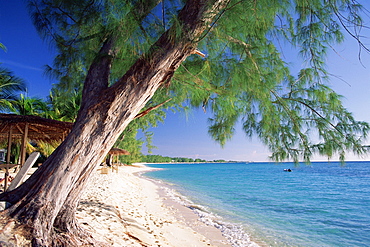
left=111, top=0, right=230, bottom=94
left=134, top=98, right=172, bottom=119
left=80, top=0, right=162, bottom=111
left=281, top=97, right=344, bottom=136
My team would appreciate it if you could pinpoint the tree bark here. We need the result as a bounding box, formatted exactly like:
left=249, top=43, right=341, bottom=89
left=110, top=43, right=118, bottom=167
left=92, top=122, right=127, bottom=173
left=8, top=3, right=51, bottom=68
left=0, top=0, right=229, bottom=245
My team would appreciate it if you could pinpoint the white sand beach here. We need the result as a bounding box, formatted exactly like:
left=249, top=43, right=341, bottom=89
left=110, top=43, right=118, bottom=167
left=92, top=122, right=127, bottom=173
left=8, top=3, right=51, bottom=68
left=1, top=164, right=232, bottom=246
left=76, top=164, right=232, bottom=246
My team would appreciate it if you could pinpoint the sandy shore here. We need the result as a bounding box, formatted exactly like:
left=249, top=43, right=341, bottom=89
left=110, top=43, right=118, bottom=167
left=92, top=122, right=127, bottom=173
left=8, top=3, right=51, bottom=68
left=0, top=164, right=232, bottom=246
left=76, top=164, right=232, bottom=246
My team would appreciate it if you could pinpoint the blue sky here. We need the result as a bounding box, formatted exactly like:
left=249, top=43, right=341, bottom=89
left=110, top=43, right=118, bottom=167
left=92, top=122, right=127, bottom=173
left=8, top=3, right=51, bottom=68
left=1, top=1, right=370, bottom=162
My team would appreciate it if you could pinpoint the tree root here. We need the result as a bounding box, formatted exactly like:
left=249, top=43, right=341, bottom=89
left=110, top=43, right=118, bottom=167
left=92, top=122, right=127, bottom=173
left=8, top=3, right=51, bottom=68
left=51, top=225, right=108, bottom=247
left=0, top=212, right=108, bottom=247
left=0, top=213, right=33, bottom=247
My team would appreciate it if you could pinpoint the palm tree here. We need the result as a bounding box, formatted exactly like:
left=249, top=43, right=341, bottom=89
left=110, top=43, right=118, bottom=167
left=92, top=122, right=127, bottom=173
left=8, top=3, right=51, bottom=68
left=0, top=43, right=27, bottom=112
left=0, top=67, right=27, bottom=112
left=8, top=93, right=49, bottom=116
left=48, top=88, right=81, bottom=121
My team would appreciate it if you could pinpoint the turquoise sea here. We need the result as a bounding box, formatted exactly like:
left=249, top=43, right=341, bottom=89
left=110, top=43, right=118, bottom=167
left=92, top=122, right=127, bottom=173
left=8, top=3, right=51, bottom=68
left=144, top=162, right=370, bottom=247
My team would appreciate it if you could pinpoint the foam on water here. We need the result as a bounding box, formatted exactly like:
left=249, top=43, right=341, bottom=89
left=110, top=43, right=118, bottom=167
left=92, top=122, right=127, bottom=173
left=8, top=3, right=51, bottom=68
left=158, top=183, right=260, bottom=247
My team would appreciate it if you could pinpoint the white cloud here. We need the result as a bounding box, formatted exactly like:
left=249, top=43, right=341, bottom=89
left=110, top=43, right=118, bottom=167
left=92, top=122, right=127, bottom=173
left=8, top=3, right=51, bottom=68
left=0, top=59, right=43, bottom=71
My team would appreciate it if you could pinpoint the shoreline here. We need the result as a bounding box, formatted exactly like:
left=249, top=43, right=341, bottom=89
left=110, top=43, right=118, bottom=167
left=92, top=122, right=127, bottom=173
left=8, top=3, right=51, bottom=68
left=141, top=164, right=262, bottom=247
left=76, top=164, right=233, bottom=246
left=140, top=174, right=233, bottom=247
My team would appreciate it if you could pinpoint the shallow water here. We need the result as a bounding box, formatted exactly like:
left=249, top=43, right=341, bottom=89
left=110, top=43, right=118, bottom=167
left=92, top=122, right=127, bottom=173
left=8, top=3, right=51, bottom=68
left=144, top=162, right=370, bottom=247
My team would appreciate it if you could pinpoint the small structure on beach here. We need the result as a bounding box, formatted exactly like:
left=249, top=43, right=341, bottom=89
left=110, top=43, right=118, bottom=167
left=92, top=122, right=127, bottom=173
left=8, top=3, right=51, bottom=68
left=0, top=113, right=73, bottom=190
left=101, top=148, right=131, bottom=174
left=0, top=114, right=73, bottom=143
left=109, top=147, right=130, bottom=156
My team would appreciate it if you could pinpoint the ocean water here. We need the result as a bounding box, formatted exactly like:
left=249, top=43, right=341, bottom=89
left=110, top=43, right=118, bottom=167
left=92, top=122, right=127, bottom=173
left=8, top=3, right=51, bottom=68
left=144, top=162, right=370, bottom=247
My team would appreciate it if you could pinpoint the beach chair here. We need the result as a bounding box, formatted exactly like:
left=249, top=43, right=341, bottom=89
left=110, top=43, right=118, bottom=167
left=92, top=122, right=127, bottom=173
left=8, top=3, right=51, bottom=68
left=7, top=152, right=40, bottom=191
left=100, top=163, right=109, bottom=174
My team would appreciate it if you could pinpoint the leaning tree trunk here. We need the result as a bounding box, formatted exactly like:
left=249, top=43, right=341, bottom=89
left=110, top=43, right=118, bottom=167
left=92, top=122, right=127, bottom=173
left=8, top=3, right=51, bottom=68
left=0, top=0, right=228, bottom=245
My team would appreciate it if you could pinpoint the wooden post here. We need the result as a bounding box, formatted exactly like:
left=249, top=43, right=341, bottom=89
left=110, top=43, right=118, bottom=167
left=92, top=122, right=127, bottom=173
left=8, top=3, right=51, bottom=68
left=4, top=125, right=13, bottom=191
left=20, top=123, right=29, bottom=167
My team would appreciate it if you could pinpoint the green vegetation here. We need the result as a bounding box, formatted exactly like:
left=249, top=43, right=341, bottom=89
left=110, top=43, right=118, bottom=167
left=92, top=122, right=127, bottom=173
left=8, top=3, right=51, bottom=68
left=140, top=155, right=207, bottom=163
left=36, top=0, right=369, bottom=163
left=2, top=2, right=370, bottom=163
left=0, top=42, right=27, bottom=112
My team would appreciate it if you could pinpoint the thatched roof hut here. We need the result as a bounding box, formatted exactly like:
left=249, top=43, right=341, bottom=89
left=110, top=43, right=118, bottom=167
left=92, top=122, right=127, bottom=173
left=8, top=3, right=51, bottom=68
left=108, top=148, right=130, bottom=156
left=0, top=113, right=73, bottom=142
left=0, top=113, right=74, bottom=190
